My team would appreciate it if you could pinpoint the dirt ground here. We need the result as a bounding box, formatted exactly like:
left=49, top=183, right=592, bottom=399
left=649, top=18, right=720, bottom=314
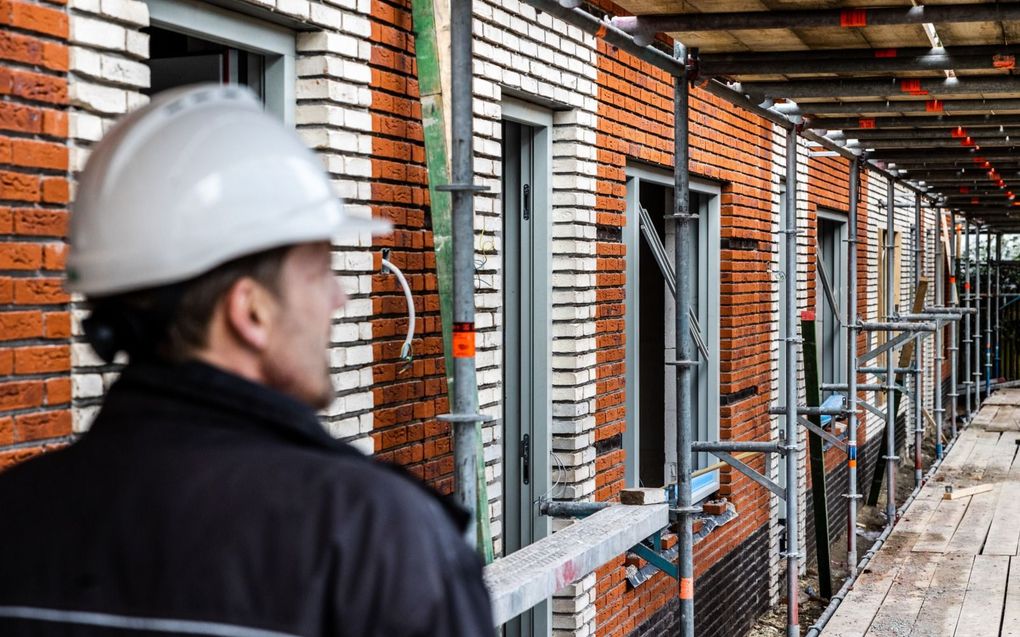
left=746, top=426, right=940, bottom=636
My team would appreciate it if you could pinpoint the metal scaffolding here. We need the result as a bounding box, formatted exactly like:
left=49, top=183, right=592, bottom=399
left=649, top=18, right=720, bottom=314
left=436, top=2, right=1019, bottom=635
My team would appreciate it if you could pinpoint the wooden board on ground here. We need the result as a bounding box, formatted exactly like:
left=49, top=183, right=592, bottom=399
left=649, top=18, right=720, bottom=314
left=989, top=406, right=1020, bottom=432
left=945, top=487, right=998, bottom=555
left=972, top=406, right=998, bottom=427
left=822, top=534, right=916, bottom=636
left=953, top=554, right=1009, bottom=637
left=983, top=481, right=1020, bottom=556
left=984, top=432, right=1019, bottom=475
left=943, top=484, right=995, bottom=500
left=940, top=434, right=979, bottom=472
left=1000, top=555, right=1020, bottom=637
left=865, top=552, right=941, bottom=637
left=908, top=553, right=975, bottom=637
left=913, top=499, right=970, bottom=553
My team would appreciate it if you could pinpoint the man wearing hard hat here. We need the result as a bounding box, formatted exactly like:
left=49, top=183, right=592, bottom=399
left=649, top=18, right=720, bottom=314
left=0, top=85, right=493, bottom=636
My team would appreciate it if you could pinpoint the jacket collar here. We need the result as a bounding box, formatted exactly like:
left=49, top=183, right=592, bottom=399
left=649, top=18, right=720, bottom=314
left=103, top=359, right=350, bottom=453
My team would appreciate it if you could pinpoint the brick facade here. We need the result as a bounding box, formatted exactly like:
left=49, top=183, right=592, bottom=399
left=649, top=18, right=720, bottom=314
left=0, top=0, right=72, bottom=470
left=0, top=0, right=956, bottom=635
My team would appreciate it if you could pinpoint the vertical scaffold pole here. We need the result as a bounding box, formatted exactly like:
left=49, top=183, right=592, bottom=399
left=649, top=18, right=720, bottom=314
left=986, top=231, right=993, bottom=395
left=913, top=194, right=923, bottom=486
left=996, top=233, right=1002, bottom=380
left=884, top=178, right=898, bottom=523
left=974, top=224, right=982, bottom=410
left=784, top=126, right=801, bottom=637
left=935, top=209, right=946, bottom=459
left=949, top=210, right=959, bottom=439
left=448, top=0, right=479, bottom=546
left=846, top=158, right=860, bottom=573
left=964, top=218, right=972, bottom=423
left=672, top=43, right=695, bottom=637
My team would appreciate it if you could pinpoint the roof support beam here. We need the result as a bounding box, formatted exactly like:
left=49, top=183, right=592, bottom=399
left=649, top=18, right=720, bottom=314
left=849, top=139, right=1019, bottom=149
left=739, top=76, right=1020, bottom=100
left=700, top=45, right=1020, bottom=65
left=837, top=128, right=1020, bottom=141
left=809, top=114, right=1020, bottom=131
left=612, top=4, right=1020, bottom=42
left=778, top=98, right=1020, bottom=117
left=867, top=150, right=1020, bottom=162
left=701, top=51, right=1019, bottom=77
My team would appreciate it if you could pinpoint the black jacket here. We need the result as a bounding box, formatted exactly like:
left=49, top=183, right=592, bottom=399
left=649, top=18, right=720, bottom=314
left=0, top=361, right=493, bottom=636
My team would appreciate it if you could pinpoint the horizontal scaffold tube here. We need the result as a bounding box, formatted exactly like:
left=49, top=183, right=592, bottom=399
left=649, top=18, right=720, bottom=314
left=539, top=501, right=611, bottom=518
left=858, top=320, right=937, bottom=332
left=768, top=406, right=846, bottom=416
left=692, top=441, right=785, bottom=454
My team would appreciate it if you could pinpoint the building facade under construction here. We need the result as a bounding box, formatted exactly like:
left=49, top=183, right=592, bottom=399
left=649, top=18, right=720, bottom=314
left=1, top=0, right=1018, bottom=636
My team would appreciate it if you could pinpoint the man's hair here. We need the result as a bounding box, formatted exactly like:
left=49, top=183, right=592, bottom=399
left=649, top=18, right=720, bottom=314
left=85, top=246, right=290, bottom=363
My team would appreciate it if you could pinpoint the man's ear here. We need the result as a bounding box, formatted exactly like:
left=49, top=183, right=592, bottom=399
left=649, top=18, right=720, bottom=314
left=223, top=277, right=277, bottom=352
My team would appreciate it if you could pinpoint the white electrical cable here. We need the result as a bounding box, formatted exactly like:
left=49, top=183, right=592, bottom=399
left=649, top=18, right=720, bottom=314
left=381, top=258, right=415, bottom=362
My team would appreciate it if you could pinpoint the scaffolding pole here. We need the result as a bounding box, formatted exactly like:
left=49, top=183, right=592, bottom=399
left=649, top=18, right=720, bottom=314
left=673, top=43, right=695, bottom=637
left=445, top=0, right=480, bottom=546
left=950, top=211, right=959, bottom=440
left=846, top=158, right=860, bottom=574
left=884, top=177, right=898, bottom=523
left=987, top=231, right=993, bottom=395
left=974, top=224, right=982, bottom=411
left=913, top=194, right=924, bottom=486
left=935, top=209, right=946, bottom=459
left=964, top=218, right=973, bottom=423
left=997, top=234, right=1003, bottom=380
left=783, top=127, right=801, bottom=637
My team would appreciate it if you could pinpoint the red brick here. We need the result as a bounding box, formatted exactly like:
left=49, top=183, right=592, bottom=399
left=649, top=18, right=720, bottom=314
left=0, top=379, right=43, bottom=409
left=0, top=309, right=42, bottom=340
left=0, top=0, right=69, bottom=38
left=42, top=310, right=68, bottom=338
left=13, top=277, right=67, bottom=304
left=0, top=101, right=42, bottom=134
left=44, top=376, right=69, bottom=405
left=13, top=208, right=66, bottom=237
left=40, top=176, right=68, bottom=203
left=14, top=408, right=69, bottom=441
left=0, top=242, right=42, bottom=269
left=0, top=169, right=39, bottom=201
left=13, top=344, right=69, bottom=373
left=10, top=138, right=67, bottom=170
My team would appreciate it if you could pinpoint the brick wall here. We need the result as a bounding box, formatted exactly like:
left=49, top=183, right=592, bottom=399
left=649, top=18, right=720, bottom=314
left=65, top=0, right=148, bottom=430
left=365, top=7, right=602, bottom=633
left=591, top=19, right=778, bottom=633
left=0, top=0, right=72, bottom=470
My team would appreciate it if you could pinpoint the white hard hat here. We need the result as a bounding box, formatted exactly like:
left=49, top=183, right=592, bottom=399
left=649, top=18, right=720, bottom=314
left=67, top=84, right=390, bottom=296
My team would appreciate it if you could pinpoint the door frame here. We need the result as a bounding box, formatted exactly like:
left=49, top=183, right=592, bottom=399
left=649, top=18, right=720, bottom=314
left=501, top=97, right=552, bottom=635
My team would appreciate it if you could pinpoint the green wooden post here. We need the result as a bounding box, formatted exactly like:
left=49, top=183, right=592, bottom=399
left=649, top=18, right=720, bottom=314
left=801, top=310, right=833, bottom=599
left=410, top=0, right=493, bottom=562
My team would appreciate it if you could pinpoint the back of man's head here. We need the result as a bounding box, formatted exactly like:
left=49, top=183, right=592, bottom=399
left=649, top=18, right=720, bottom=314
left=67, top=85, right=389, bottom=403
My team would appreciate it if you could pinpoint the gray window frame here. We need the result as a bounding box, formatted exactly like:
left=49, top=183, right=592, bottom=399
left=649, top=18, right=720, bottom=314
left=146, top=0, right=296, bottom=124
left=623, top=163, right=721, bottom=502
left=816, top=209, right=849, bottom=390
